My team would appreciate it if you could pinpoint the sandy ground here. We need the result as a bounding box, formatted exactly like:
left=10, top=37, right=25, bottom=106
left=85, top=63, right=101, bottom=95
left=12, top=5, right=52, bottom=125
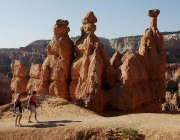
left=0, top=94, right=180, bottom=140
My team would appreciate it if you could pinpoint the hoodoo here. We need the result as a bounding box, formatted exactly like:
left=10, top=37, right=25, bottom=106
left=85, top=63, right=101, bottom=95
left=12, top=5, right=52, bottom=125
left=11, top=60, right=28, bottom=100
left=70, top=11, right=116, bottom=112
left=11, top=10, right=166, bottom=116
left=26, top=19, right=74, bottom=99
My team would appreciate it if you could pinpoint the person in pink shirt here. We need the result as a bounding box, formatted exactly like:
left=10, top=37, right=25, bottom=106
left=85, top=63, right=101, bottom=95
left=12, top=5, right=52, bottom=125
left=28, top=91, right=41, bottom=123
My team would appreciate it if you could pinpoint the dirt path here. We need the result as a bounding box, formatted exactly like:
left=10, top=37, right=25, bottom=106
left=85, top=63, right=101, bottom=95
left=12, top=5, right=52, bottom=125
left=0, top=95, right=180, bottom=140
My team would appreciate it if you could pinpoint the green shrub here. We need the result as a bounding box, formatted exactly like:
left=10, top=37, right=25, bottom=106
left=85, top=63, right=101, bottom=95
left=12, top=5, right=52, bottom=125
left=121, top=128, right=138, bottom=140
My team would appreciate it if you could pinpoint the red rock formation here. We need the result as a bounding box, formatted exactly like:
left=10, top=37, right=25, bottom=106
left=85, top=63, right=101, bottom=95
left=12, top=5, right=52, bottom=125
left=26, top=61, right=42, bottom=94
left=169, top=93, right=179, bottom=111
left=172, top=68, right=180, bottom=82
left=163, top=92, right=179, bottom=111
left=9, top=10, right=167, bottom=116
left=110, top=51, right=123, bottom=69
left=166, top=63, right=180, bottom=74
left=110, top=51, right=123, bottom=81
left=165, top=70, right=172, bottom=81
left=69, top=10, right=166, bottom=115
left=101, top=9, right=166, bottom=115
left=0, top=41, right=47, bottom=71
left=0, top=72, right=13, bottom=105
left=165, top=64, right=180, bottom=92
left=70, top=11, right=116, bottom=112
left=10, top=60, right=28, bottom=100
left=139, top=9, right=166, bottom=80
left=165, top=91, right=172, bottom=103
left=119, top=9, right=166, bottom=112
left=28, top=19, right=74, bottom=99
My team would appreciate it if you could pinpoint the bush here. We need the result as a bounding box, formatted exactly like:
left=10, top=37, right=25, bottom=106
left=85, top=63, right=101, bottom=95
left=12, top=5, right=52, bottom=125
left=121, top=128, right=138, bottom=140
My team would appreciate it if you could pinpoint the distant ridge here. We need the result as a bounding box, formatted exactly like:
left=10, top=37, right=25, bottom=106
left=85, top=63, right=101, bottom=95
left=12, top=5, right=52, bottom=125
left=0, top=31, right=180, bottom=75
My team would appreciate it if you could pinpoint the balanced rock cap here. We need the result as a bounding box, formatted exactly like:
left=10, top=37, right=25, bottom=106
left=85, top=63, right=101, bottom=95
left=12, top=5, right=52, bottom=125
left=148, top=9, right=160, bottom=17
left=56, top=19, right=69, bottom=26
left=82, top=11, right=97, bottom=24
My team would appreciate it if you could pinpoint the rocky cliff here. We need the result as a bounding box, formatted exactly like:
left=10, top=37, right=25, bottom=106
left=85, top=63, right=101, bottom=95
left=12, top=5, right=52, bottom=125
left=0, top=72, right=13, bottom=105
left=109, top=33, right=180, bottom=65
left=10, top=10, right=167, bottom=116
left=0, top=40, right=48, bottom=76
left=165, top=63, right=180, bottom=92
left=70, top=32, right=180, bottom=62
left=0, top=40, right=49, bottom=65
left=73, top=10, right=165, bottom=115
left=0, top=31, right=179, bottom=75
left=97, top=9, right=166, bottom=115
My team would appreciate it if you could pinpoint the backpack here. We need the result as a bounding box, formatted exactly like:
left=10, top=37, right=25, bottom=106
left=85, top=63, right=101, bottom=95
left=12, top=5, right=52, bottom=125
left=27, top=95, right=37, bottom=109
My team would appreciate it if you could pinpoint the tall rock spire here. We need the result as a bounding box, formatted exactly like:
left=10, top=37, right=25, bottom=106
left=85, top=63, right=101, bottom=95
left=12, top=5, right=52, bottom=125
left=116, top=9, right=166, bottom=114
left=70, top=11, right=115, bottom=112
left=11, top=60, right=28, bottom=100
left=27, top=19, right=74, bottom=99
left=139, top=9, right=166, bottom=80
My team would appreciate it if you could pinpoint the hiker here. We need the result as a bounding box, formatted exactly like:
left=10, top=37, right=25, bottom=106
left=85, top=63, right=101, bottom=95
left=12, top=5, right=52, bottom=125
left=14, top=94, right=24, bottom=126
left=28, top=90, right=41, bottom=123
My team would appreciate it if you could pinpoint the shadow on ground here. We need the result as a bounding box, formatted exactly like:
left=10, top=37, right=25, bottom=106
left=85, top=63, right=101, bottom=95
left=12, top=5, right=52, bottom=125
left=136, top=134, right=146, bottom=140
left=161, top=111, right=180, bottom=114
left=22, top=120, right=82, bottom=128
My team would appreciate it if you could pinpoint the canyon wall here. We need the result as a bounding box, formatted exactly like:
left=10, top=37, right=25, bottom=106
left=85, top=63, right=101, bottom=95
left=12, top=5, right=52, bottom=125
left=0, top=40, right=48, bottom=66
left=0, top=32, right=179, bottom=75
left=15, top=10, right=166, bottom=116
left=0, top=72, right=13, bottom=105
left=165, top=64, right=180, bottom=92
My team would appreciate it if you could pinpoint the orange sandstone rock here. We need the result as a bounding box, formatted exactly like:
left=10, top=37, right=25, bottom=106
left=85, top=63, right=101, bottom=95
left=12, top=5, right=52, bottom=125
left=68, top=10, right=166, bottom=115
left=99, top=9, right=166, bottom=115
left=139, top=9, right=166, bottom=80
left=35, top=19, right=74, bottom=99
left=10, top=10, right=167, bottom=116
left=70, top=11, right=116, bottom=112
left=26, top=61, right=42, bottom=94
left=10, top=60, right=28, bottom=100
left=114, top=9, right=166, bottom=113
left=172, top=68, right=180, bottom=82
left=110, top=51, right=123, bottom=81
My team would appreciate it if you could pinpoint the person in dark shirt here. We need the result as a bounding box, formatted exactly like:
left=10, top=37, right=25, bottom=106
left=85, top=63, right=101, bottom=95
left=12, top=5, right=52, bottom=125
left=14, top=94, right=24, bottom=126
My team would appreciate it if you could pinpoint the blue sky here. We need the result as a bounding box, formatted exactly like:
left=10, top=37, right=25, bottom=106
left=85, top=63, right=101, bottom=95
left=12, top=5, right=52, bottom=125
left=0, top=0, right=180, bottom=48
